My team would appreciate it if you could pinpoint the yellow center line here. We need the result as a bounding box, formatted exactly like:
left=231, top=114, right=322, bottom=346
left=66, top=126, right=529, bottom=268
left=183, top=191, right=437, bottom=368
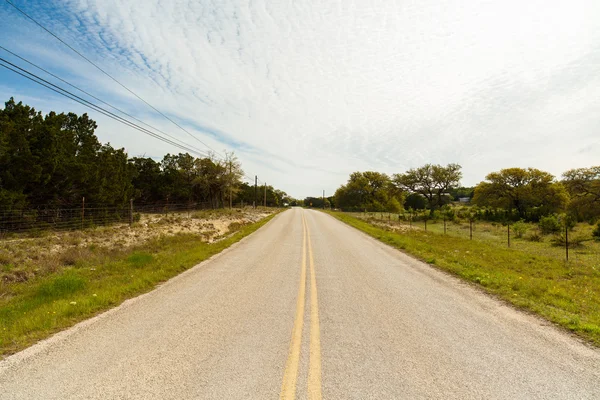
left=306, top=214, right=323, bottom=400
left=280, top=213, right=308, bottom=400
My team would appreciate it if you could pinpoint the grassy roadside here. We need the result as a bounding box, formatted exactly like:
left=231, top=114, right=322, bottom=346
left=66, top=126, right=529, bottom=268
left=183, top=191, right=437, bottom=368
left=0, top=212, right=279, bottom=358
left=327, top=211, right=600, bottom=346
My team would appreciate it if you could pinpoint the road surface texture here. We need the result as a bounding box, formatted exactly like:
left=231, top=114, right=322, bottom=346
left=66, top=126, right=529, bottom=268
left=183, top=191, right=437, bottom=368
left=1, top=208, right=599, bottom=399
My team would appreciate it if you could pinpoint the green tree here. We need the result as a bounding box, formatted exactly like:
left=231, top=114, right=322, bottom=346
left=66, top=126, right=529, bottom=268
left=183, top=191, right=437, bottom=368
left=334, top=171, right=403, bottom=211
left=472, top=168, right=568, bottom=221
left=393, top=163, right=461, bottom=213
left=404, top=193, right=428, bottom=210
left=562, top=166, right=600, bottom=221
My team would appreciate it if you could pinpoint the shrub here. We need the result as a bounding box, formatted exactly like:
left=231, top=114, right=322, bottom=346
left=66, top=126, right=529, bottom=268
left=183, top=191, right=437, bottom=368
left=527, top=231, right=542, bottom=242
left=551, top=233, right=587, bottom=248
left=133, top=212, right=141, bottom=223
left=593, top=223, right=600, bottom=241
left=539, top=215, right=561, bottom=235
left=512, top=220, right=528, bottom=238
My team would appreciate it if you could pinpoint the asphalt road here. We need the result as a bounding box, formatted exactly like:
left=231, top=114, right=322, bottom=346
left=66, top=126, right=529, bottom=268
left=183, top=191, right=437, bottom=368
left=1, top=208, right=599, bottom=399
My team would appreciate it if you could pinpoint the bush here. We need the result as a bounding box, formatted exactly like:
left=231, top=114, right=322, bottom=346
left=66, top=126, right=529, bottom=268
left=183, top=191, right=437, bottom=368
left=539, top=215, right=561, bottom=235
left=593, top=223, right=600, bottom=241
left=551, top=233, right=587, bottom=248
left=527, top=231, right=542, bottom=242
left=133, top=212, right=141, bottom=223
left=511, top=220, right=528, bottom=238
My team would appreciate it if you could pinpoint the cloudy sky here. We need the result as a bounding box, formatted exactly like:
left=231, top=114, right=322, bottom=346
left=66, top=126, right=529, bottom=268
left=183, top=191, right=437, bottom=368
left=1, top=0, right=599, bottom=198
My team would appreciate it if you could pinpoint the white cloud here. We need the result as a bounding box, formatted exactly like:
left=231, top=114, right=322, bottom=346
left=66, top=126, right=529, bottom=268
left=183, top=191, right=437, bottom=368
left=3, top=0, right=600, bottom=197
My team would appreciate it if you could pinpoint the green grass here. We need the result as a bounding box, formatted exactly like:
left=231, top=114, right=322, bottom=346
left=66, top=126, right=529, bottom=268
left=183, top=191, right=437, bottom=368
left=0, top=212, right=278, bottom=358
left=360, top=212, right=600, bottom=266
left=328, top=211, right=600, bottom=346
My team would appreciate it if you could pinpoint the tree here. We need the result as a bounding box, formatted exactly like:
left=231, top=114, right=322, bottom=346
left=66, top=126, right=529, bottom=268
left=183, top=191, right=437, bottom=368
left=472, top=168, right=568, bottom=221
left=393, top=163, right=461, bottom=213
left=562, top=166, right=600, bottom=221
left=334, top=171, right=403, bottom=211
left=130, top=157, right=163, bottom=203
left=0, top=98, right=292, bottom=218
left=223, top=151, right=244, bottom=208
left=404, top=193, right=428, bottom=210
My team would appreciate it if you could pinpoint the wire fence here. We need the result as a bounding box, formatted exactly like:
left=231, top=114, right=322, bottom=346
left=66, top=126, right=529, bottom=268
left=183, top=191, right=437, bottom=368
left=356, top=211, right=600, bottom=263
left=0, top=200, right=254, bottom=237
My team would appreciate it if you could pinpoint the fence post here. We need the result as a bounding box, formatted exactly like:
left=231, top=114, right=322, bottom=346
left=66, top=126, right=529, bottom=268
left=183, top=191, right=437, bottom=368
left=444, top=216, right=447, bottom=234
left=129, top=198, right=134, bottom=227
left=507, top=223, right=510, bottom=247
left=565, top=224, right=569, bottom=261
left=81, top=197, right=85, bottom=230
left=469, top=219, right=473, bottom=240
left=424, top=218, right=427, bottom=231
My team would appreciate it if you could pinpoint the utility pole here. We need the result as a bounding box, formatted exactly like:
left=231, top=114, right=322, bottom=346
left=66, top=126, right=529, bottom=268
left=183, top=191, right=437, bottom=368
left=264, top=182, right=267, bottom=208
left=254, top=175, right=257, bottom=209
left=229, top=161, right=232, bottom=209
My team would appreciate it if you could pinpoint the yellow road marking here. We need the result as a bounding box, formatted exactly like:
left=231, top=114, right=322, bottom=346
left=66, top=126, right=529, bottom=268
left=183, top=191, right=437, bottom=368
left=280, top=211, right=323, bottom=400
left=306, top=215, right=323, bottom=400
left=280, top=214, right=308, bottom=400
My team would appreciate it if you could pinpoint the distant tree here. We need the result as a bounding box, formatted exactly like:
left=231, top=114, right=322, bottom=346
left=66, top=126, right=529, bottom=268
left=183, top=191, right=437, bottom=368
left=562, top=166, right=600, bottom=221
left=472, top=168, right=568, bottom=221
left=0, top=98, right=133, bottom=208
left=334, top=171, right=403, bottom=212
left=223, top=151, right=244, bottom=207
left=448, top=186, right=475, bottom=200
left=130, top=157, right=163, bottom=203
left=393, top=163, right=462, bottom=213
left=0, top=98, right=308, bottom=216
left=404, top=193, right=428, bottom=210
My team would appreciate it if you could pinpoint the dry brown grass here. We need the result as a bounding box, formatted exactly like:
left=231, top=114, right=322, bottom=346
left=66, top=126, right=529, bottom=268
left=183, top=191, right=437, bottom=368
left=0, top=208, right=275, bottom=286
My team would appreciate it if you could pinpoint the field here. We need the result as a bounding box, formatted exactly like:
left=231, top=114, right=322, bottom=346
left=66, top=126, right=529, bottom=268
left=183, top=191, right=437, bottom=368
left=358, top=212, right=600, bottom=266
left=0, top=208, right=277, bottom=357
left=329, top=211, right=600, bottom=347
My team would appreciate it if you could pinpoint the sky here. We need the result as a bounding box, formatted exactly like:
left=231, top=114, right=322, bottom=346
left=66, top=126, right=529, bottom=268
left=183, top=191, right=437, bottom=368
left=1, top=0, right=599, bottom=199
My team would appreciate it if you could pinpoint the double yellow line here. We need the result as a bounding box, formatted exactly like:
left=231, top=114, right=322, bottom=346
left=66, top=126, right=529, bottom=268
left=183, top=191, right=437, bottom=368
left=280, top=212, right=322, bottom=400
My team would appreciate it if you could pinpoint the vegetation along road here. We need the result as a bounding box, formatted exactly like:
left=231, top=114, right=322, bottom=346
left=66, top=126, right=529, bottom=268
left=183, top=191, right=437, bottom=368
left=1, top=208, right=599, bottom=399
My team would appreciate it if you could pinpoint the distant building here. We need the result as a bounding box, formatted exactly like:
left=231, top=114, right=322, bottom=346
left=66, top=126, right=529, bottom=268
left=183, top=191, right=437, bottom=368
left=458, top=197, right=471, bottom=203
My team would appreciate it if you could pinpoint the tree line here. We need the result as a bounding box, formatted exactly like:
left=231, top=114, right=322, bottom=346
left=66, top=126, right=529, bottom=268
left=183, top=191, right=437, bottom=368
left=0, top=98, right=290, bottom=210
left=332, top=163, right=600, bottom=224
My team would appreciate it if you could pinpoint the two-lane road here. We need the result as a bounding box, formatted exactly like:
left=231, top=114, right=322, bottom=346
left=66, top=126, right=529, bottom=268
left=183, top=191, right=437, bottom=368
left=1, top=208, right=599, bottom=399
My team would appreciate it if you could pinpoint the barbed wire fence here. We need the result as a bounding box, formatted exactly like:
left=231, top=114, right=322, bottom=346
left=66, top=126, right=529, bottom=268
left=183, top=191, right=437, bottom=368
left=0, top=199, right=258, bottom=237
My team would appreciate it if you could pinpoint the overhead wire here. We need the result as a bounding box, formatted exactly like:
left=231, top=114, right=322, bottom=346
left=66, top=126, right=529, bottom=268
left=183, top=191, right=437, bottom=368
left=0, top=45, right=214, bottom=158
left=0, top=58, right=210, bottom=158
left=2, top=0, right=267, bottom=186
left=4, top=0, right=223, bottom=158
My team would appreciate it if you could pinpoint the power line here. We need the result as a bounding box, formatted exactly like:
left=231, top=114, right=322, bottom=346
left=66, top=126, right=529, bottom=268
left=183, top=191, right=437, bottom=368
left=3, top=1, right=268, bottom=185
left=0, top=45, right=213, bottom=158
left=0, top=54, right=261, bottom=184
left=4, top=0, right=223, bottom=158
left=0, top=58, right=210, bottom=158
left=1, top=54, right=261, bottom=183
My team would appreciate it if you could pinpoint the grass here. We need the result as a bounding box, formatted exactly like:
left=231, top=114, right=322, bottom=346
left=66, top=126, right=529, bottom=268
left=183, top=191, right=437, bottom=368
left=361, top=212, right=600, bottom=266
left=328, top=211, right=600, bottom=346
left=0, top=212, right=278, bottom=358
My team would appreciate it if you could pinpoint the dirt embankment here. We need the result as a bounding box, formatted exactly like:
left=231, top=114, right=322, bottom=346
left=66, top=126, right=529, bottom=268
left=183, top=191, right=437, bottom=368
left=0, top=208, right=275, bottom=284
